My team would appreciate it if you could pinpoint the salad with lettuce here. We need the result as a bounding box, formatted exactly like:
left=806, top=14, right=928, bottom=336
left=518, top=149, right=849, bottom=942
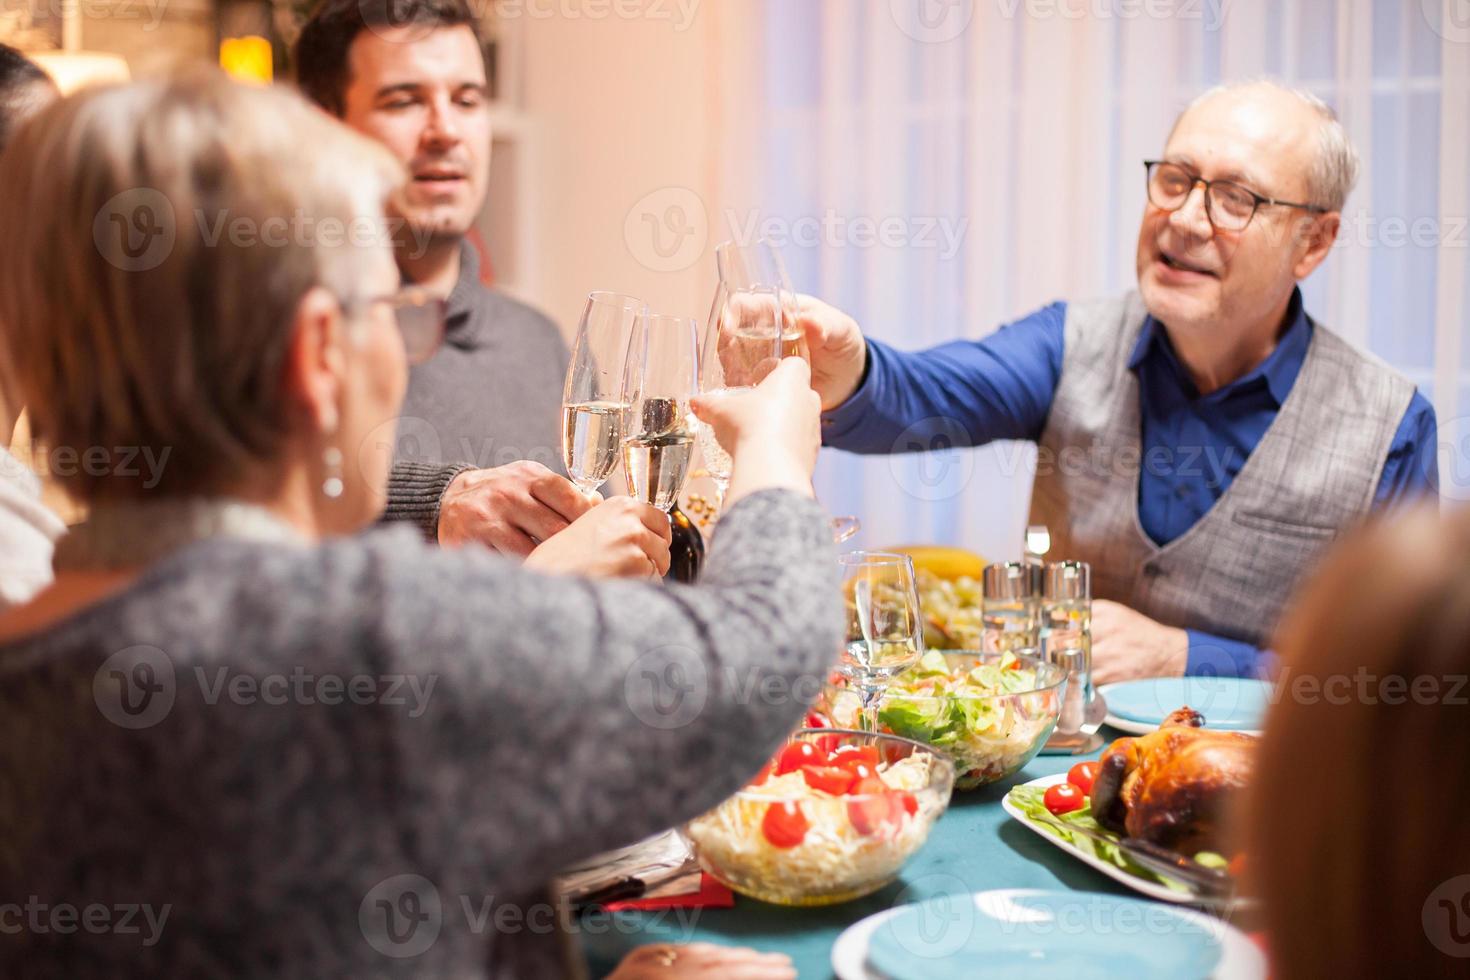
left=827, top=651, right=1063, bottom=790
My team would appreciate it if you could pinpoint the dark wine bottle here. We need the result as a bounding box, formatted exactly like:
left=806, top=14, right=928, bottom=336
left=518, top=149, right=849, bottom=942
left=665, top=502, right=705, bottom=584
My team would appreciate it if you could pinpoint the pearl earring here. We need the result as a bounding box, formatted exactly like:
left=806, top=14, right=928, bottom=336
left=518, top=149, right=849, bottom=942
left=322, top=446, right=344, bottom=499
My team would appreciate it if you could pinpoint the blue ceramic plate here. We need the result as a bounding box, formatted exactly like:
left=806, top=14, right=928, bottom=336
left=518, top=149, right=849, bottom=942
left=864, top=890, right=1224, bottom=980
left=1100, top=677, right=1270, bottom=732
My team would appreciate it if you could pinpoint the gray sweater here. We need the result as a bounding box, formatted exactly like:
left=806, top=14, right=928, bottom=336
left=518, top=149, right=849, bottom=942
left=383, top=246, right=571, bottom=538
left=0, top=489, right=841, bottom=977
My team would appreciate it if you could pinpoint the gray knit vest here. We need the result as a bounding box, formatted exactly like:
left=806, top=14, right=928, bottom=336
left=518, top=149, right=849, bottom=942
left=1029, top=291, right=1414, bottom=647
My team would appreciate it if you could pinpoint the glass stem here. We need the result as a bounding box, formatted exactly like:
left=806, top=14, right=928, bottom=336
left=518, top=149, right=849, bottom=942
left=858, top=682, right=883, bottom=733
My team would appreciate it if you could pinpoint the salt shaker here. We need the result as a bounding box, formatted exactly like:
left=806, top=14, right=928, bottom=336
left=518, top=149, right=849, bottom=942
left=1041, top=560, right=1105, bottom=752
left=980, top=561, right=1042, bottom=654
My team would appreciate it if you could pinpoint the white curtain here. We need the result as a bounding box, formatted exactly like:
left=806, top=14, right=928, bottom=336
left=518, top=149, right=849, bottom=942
left=712, top=0, right=1470, bottom=559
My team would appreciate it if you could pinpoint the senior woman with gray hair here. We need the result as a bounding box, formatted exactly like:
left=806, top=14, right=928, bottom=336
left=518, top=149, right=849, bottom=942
left=0, top=71, right=837, bottom=979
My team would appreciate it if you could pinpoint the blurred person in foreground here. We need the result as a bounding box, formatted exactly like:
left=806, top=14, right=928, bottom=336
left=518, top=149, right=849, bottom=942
left=0, top=70, right=835, bottom=979
left=0, top=42, right=63, bottom=609
left=799, top=79, right=1437, bottom=683
left=296, top=0, right=649, bottom=573
left=1247, top=501, right=1469, bottom=979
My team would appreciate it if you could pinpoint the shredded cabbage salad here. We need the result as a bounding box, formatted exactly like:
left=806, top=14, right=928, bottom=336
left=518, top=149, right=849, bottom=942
left=683, top=755, right=939, bottom=905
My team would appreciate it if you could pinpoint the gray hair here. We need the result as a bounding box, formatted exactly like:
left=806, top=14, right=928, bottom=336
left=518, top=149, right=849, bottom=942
left=1175, top=79, right=1360, bottom=212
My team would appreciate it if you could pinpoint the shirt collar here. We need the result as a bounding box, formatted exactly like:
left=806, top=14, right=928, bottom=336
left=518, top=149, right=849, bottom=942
left=1129, top=287, right=1311, bottom=406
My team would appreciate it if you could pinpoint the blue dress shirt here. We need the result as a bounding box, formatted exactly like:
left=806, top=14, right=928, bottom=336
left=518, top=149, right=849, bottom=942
left=821, top=289, right=1440, bottom=678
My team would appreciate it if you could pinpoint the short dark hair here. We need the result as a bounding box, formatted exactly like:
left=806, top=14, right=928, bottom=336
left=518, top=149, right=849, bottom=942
left=0, top=43, right=55, bottom=153
left=293, top=0, right=483, bottom=116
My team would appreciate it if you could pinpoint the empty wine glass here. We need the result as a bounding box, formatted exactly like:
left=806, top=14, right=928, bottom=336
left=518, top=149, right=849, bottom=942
left=837, top=551, right=925, bottom=732
left=621, top=312, right=700, bottom=516
left=562, top=291, right=643, bottom=497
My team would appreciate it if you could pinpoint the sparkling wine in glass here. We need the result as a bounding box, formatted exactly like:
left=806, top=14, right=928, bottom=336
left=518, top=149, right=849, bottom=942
left=838, top=551, right=925, bottom=732
left=562, top=291, right=643, bottom=496
left=621, top=312, right=700, bottom=515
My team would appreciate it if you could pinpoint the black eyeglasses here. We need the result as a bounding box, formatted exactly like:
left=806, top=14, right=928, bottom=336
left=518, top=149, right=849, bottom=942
left=368, top=288, right=447, bottom=365
left=1143, top=160, right=1328, bottom=232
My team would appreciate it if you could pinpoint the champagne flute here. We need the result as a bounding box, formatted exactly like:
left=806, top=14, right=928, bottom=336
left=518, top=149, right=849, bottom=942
left=621, top=312, right=700, bottom=516
left=562, top=291, right=643, bottom=497
left=837, top=551, right=924, bottom=732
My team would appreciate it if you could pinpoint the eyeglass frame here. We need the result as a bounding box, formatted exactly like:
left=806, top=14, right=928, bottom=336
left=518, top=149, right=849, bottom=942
left=353, top=287, right=448, bottom=365
left=1143, top=159, right=1329, bottom=232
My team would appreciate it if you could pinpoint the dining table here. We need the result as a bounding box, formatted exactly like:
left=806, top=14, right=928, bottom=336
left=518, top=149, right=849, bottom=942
left=578, top=733, right=1253, bottom=978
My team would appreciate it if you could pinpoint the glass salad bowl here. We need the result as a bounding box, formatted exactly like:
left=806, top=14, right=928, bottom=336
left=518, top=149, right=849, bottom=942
left=680, top=729, right=955, bottom=906
left=818, top=651, right=1067, bottom=791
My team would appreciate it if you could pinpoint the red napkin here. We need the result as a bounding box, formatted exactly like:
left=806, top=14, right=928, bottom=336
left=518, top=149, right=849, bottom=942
left=604, top=873, right=735, bottom=911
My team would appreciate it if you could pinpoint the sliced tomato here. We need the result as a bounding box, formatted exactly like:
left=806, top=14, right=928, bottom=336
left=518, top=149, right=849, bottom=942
left=839, top=760, right=878, bottom=783
left=775, top=740, right=822, bottom=775
left=749, top=761, right=774, bottom=787
left=804, top=711, right=830, bottom=729
left=1067, top=761, right=1099, bottom=795
left=1043, top=781, right=1086, bottom=816
left=801, top=764, right=856, bottom=796
left=829, top=745, right=880, bottom=770
left=761, top=801, right=809, bottom=848
left=847, top=777, right=906, bottom=837
left=899, top=793, right=919, bottom=816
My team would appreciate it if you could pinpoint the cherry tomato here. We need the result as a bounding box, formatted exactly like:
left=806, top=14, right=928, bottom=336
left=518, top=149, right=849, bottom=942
left=761, top=801, right=809, bottom=848
left=804, top=711, right=830, bottom=728
left=840, top=761, right=877, bottom=783
left=900, top=793, right=919, bottom=816
left=1067, top=761, right=1099, bottom=795
left=801, top=765, right=856, bottom=796
left=847, top=777, right=906, bottom=837
left=749, top=762, right=774, bottom=787
left=775, top=740, right=821, bottom=775
left=830, top=745, right=880, bottom=770
left=1043, top=781, right=1086, bottom=816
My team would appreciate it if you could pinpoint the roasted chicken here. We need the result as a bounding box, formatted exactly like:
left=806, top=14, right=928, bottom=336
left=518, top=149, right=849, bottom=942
left=1090, top=707, right=1257, bottom=856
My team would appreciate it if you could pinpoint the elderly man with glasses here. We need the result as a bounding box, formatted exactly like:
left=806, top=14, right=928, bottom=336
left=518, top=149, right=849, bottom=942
left=800, top=79, right=1438, bottom=684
